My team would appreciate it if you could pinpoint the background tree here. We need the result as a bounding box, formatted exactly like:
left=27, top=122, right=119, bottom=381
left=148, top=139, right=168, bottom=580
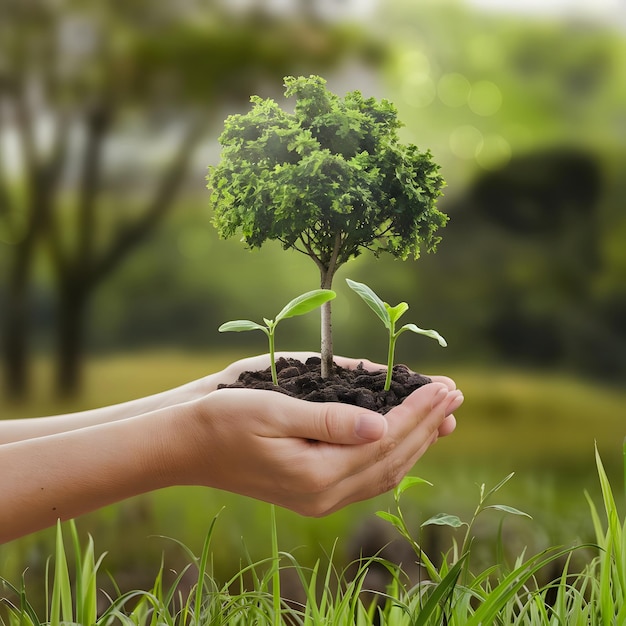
left=209, top=75, right=447, bottom=378
left=0, top=0, right=373, bottom=397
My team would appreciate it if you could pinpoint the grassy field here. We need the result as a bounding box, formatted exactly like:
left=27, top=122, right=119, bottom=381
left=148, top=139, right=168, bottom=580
left=1, top=350, right=624, bottom=608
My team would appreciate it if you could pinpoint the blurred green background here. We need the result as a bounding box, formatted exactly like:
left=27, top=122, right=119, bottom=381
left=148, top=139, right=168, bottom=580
left=1, top=0, right=625, bottom=606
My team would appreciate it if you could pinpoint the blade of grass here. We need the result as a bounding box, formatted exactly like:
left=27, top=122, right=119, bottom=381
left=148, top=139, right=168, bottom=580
left=69, top=520, right=105, bottom=626
left=595, top=444, right=625, bottom=598
left=270, top=504, right=281, bottom=626
left=465, top=545, right=589, bottom=626
left=193, top=512, right=221, bottom=624
left=0, top=576, right=40, bottom=626
left=413, top=553, right=468, bottom=626
left=50, top=520, right=73, bottom=626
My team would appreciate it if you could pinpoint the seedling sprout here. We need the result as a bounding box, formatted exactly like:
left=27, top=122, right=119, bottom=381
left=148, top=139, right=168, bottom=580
left=346, top=278, right=446, bottom=391
left=219, top=289, right=336, bottom=385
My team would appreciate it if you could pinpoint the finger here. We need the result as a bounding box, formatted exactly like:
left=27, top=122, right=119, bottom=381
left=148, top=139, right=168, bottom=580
left=332, top=356, right=385, bottom=371
left=438, top=414, right=457, bottom=438
left=356, top=385, right=459, bottom=486
left=446, top=389, right=464, bottom=415
left=283, top=401, right=389, bottom=444
left=299, top=383, right=456, bottom=514
left=299, top=412, right=444, bottom=517
left=387, top=386, right=462, bottom=454
left=429, top=375, right=457, bottom=391
left=322, top=432, right=439, bottom=515
left=437, top=388, right=463, bottom=437
left=273, top=351, right=317, bottom=362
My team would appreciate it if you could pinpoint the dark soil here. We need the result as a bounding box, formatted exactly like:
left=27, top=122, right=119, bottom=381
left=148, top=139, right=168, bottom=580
left=218, top=356, right=431, bottom=414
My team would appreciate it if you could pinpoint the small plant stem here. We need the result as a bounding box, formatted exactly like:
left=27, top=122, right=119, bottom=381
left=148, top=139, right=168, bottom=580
left=270, top=505, right=281, bottom=626
left=268, top=329, right=278, bottom=386
left=384, top=335, right=397, bottom=392
left=384, top=321, right=398, bottom=392
left=393, top=491, right=440, bottom=581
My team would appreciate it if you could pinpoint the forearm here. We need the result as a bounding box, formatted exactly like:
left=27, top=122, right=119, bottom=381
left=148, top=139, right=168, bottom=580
left=0, top=372, right=223, bottom=444
left=0, top=353, right=372, bottom=444
left=0, top=404, right=191, bottom=543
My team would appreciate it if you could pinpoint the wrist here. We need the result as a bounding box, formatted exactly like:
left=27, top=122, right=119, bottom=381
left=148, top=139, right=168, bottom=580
left=146, top=397, right=214, bottom=488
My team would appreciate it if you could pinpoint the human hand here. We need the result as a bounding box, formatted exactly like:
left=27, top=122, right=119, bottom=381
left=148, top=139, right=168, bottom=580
left=170, top=381, right=463, bottom=517
left=0, top=365, right=460, bottom=542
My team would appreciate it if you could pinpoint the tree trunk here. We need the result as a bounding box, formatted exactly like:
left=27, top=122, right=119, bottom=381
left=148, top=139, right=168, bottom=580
left=318, top=232, right=344, bottom=379
left=320, top=299, right=334, bottom=379
left=2, top=279, right=30, bottom=399
left=55, top=285, right=87, bottom=398
left=1, top=210, right=43, bottom=400
left=319, top=268, right=335, bottom=379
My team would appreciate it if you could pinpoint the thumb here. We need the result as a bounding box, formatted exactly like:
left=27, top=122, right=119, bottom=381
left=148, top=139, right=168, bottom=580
left=293, top=403, right=388, bottom=445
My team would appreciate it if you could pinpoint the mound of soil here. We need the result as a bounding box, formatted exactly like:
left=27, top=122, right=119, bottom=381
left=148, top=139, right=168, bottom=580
left=218, top=356, right=431, bottom=414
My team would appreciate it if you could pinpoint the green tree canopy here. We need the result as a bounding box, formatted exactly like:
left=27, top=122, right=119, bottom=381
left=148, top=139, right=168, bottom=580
left=208, top=75, right=447, bottom=376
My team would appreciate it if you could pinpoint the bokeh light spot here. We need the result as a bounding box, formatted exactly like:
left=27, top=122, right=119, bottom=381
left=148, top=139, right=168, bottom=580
left=401, top=73, right=436, bottom=108
left=449, top=125, right=484, bottom=159
left=396, top=48, right=431, bottom=76
left=437, top=72, right=471, bottom=108
left=468, top=80, right=503, bottom=116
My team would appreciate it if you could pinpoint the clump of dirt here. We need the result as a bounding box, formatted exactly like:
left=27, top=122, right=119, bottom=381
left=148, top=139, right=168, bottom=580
left=218, top=356, right=431, bottom=414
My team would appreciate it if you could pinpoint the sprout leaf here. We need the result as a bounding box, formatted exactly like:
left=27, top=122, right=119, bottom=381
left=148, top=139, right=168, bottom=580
left=399, top=324, right=447, bottom=347
left=345, top=279, right=389, bottom=328
left=276, top=289, right=336, bottom=322
left=218, top=320, right=268, bottom=333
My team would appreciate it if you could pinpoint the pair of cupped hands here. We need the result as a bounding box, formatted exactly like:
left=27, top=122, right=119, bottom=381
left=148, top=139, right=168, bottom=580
left=180, top=352, right=463, bottom=517
left=0, top=352, right=462, bottom=543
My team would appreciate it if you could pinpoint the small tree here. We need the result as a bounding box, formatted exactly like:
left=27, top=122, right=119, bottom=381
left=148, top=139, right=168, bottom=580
left=208, top=75, right=447, bottom=378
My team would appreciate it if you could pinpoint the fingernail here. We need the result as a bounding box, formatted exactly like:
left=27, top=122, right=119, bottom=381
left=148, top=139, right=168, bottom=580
left=355, top=413, right=386, bottom=441
left=446, top=391, right=464, bottom=416
left=430, top=386, right=448, bottom=410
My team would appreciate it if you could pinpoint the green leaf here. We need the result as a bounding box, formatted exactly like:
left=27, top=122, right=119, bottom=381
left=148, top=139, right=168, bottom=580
left=484, top=504, right=533, bottom=519
left=421, top=513, right=465, bottom=528
left=51, top=521, right=73, bottom=626
left=385, top=301, right=409, bottom=324
left=394, top=475, right=433, bottom=497
left=346, top=278, right=390, bottom=328
left=375, top=511, right=405, bottom=534
left=399, top=323, right=447, bottom=347
left=484, top=472, right=516, bottom=499
left=275, top=289, right=336, bottom=322
left=218, top=320, right=268, bottom=333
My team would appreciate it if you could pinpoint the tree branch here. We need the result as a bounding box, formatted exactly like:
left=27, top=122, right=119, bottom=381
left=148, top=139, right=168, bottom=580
left=75, top=99, right=113, bottom=275
left=44, top=106, right=72, bottom=276
left=0, top=94, right=15, bottom=229
left=91, top=115, right=206, bottom=286
left=298, top=232, right=327, bottom=279
left=323, top=230, right=343, bottom=288
left=13, top=75, right=38, bottom=186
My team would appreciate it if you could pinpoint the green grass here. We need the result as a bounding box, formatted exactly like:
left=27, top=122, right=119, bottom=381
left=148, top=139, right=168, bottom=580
left=1, top=350, right=624, bottom=615
left=1, top=443, right=624, bottom=624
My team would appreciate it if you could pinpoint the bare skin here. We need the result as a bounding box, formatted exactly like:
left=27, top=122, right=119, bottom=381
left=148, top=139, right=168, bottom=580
left=0, top=353, right=462, bottom=543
